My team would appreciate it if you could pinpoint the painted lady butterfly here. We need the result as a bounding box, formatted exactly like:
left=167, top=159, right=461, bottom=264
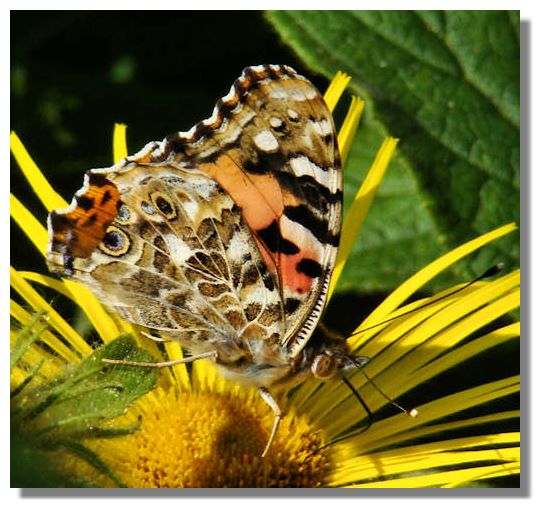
left=47, top=65, right=367, bottom=456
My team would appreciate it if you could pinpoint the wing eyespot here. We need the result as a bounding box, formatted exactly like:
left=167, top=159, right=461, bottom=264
left=99, top=226, right=131, bottom=256
left=140, top=200, right=156, bottom=216
left=115, top=202, right=133, bottom=225
left=151, top=192, right=177, bottom=220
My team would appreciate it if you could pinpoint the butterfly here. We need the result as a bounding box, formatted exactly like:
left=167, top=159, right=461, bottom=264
left=47, top=64, right=367, bottom=457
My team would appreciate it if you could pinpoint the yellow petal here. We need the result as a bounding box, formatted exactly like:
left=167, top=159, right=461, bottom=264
left=320, top=312, right=519, bottom=440
left=10, top=301, right=64, bottom=380
left=332, top=435, right=519, bottom=487
left=10, top=267, right=91, bottom=360
left=192, top=358, right=222, bottom=391
left=359, top=223, right=518, bottom=330
left=329, top=137, right=398, bottom=299
left=10, top=132, right=68, bottom=211
left=10, top=193, right=48, bottom=256
left=331, top=375, right=519, bottom=454
left=338, top=96, right=365, bottom=165
left=347, top=409, right=519, bottom=454
left=163, top=342, right=191, bottom=391
left=19, top=271, right=123, bottom=344
left=323, top=71, right=351, bottom=112
left=11, top=300, right=65, bottom=359
left=113, top=123, right=128, bottom=162
left=358, top=270, right=519, bottom=358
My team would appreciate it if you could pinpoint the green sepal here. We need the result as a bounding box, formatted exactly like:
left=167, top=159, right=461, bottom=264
left=10, top=358, right=45, bottom=399
left=15, top=335, right=158, bottom=440
left=43, top=438, right=127, bottom=487
left=10, top=311, right=47, bottom=371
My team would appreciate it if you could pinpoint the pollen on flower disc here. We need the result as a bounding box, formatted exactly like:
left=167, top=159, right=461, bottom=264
left=87, top=388, right=331, bottom=488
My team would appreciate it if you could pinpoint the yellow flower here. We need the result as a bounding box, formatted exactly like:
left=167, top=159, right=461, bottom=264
left=10, top=73, right=520, bottom=488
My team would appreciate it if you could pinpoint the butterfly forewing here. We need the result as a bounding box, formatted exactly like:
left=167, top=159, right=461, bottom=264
left=152, top=65, right=342, bottom=355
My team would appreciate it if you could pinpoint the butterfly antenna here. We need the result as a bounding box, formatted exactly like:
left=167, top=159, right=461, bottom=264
left=305, top=360, right=418, bottom=460
left=348, top=263, right=504, bottom=340
left=346, top=354, right=418, bottom=418
left=306, top=377, right=374, bottom=458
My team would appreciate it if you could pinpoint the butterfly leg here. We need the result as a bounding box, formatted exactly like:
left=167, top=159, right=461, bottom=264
left=102, top=350, right=217, bottom=368
left=258, top=386, right=282, bottom=458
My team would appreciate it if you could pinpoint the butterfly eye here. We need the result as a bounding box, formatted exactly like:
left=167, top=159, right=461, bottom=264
left=151, top=192, right=177, bottom=220
left=99, top=226, right=131, bottom=256
left=311, top=353, right=337, bottom=380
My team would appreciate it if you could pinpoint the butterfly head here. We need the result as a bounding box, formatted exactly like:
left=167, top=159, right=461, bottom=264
left=303, top=323, right=369, bottom=381
left=310, top=349, right=369, bottom=380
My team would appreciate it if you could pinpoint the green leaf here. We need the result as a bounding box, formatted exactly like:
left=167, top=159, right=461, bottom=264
left=267, top=10, right=520, bottom=292
left=17, top=336, right=157, bottom=438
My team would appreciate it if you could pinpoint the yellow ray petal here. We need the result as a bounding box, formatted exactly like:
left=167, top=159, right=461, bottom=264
left=330, top=432, right=519, bottom=486
left=338, top=96, right=365, bottom=164
left=350, top=269, right=519, bottom=354
left=10, top=267, right=91, bottom=360
left=442, top=462, right=521, bottom=488
left=366, top=409, right=519, bottom=457
left=192, top=358, right=222, bottom=391
left=300, top=317, right=518, bottom=438
left=331, top=376, right=519, bottom=454
left=163, top=342, right=191, bottom=391
left=113, top=123, right=128, bottom=162
left=323, top=71, right=351, bottom=112
left=10, top=132, right=68, bottom=211
left=319, top=274, right=518, bottom=421
left=11, top=367, right=29, bottom=389
left=19, top=271, right=122, bottom=344
left=329, top=137, right=398, bottom=299
left=334, top=443, right=518, bottom=484
left=356, top=273, right=519, bottom=374
left=11, top=299, right=68, bottom=379
left=10, top=335, right=62, bottom=382
left=339, top=461, right=520, bottom=488
left=359, top=223, right=518, bottom=330
left=10, top=194, right=48, bottom=256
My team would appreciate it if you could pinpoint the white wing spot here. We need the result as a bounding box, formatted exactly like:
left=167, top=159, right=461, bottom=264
left=287, top=109, right=299, bottom=121
left=310, top=118, right=333, bottom=136
left=253, top=130, right=279, bottom=152
left=269, top=116, right=283, bottom=129
left=164, top=234, right=193, bottom=266
left=289, top=155, right=335, bottom=190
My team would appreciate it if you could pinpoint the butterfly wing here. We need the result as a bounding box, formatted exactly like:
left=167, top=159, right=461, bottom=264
left=47, top=163, right=285, bottom=365
left=47, top=65, right=341, bottom=369
left=150, top=65, right=343, bottom=356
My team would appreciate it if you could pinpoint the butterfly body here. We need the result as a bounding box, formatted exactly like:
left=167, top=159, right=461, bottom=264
left=47, top=65, right=359, bottom=453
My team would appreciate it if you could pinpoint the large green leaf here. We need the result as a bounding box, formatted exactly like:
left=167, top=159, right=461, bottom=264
left=267, top=10, right=520, bottom=292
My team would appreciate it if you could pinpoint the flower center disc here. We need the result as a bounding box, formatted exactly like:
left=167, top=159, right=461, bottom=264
left=117, top=389, right=330, bottom=487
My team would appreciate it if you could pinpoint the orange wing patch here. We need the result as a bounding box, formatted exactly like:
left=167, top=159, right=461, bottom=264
left=48, top=173, right=120, bottom=274
left=200, top=154, right=323, bottom=297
